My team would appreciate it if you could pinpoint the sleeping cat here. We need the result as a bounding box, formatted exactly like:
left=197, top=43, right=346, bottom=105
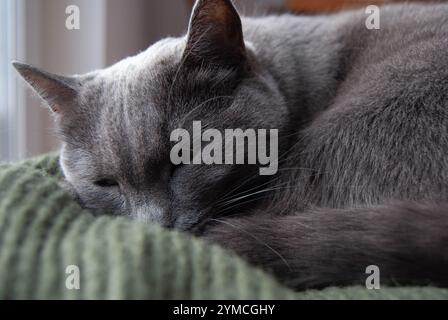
left=14, top=0, right=448, bottom=289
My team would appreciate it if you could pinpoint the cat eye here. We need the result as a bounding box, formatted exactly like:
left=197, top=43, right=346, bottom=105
left=94, top=178, right=119, bottom=188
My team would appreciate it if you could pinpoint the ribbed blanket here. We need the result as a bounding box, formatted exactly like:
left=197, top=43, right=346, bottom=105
left=0, top=154, right=447, bottom=299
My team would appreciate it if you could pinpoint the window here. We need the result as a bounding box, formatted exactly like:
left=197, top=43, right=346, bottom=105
left=0, top=0, right=25, bottom=162
left=0, top=0, right=191, bottom=162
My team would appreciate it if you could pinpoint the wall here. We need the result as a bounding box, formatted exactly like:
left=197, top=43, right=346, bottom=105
left=19, top=0, right=285, bottom=157
left=105, top=0, right=191, bottom=65
left=23, top=0, right=107, bottom=157
left=21, top=0, right=191, bottom=157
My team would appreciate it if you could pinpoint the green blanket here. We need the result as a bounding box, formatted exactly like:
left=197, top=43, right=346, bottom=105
left=0, top=154, right=447, bottom=299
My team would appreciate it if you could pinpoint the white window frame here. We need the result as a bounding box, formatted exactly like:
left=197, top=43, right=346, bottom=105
left=0, top=0, right=26, bottom=162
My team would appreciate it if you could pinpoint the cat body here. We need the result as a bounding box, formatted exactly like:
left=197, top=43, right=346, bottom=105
left=14, top=1, right=448, bottom=289
left=243, top=5, right=448, bottom=210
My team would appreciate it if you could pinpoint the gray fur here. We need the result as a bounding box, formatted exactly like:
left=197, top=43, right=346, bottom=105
left=14, top=1, right=448, bottom=289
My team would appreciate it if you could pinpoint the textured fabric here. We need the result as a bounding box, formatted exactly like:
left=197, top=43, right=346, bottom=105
left=0, top=154, right=447, bottom=300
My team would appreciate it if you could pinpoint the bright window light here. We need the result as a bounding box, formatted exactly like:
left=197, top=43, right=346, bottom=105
left=0, top=0, right=25, bottom=162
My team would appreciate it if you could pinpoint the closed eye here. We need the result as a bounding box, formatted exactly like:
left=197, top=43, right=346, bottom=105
left=94, top=178, right=119, bottom=188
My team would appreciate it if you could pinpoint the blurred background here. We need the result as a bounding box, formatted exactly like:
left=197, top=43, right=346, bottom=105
left=0, top=0, right=432, bottom=161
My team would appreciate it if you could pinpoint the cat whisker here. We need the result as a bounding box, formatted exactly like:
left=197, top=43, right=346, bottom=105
left=208, top=218, right=292, bottom=272
left=218, top=184, right=293, bottom=208
left=216, top=174, right=282, bottom=205
left=215, top=164, right=323, bottom=207
left=216, top=194, right=273, bottom=215
left=216, top=180, right=287, bottom=207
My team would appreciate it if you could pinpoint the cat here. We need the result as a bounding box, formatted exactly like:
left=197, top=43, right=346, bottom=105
left=14, top=0, right=448, bottom=290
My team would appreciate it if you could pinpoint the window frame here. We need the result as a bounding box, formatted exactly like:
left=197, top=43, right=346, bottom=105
left=0, top=0, right=26, bottom=162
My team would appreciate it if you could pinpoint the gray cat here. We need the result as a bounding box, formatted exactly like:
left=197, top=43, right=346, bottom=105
left=14, top=0, right=448, bottom=289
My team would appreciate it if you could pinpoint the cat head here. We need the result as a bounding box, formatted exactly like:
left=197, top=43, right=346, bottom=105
left=14, top=0, right=289, bottom=230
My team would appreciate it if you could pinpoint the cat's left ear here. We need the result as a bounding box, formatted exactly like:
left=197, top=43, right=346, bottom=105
left=184, top=0, right=247, bottom=70
left=12, top=61, right=80, bottom=115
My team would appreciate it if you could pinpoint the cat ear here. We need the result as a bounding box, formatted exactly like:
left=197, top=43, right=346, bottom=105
left=184, top=0, right=247, bottom=69
left=12, top=61, right=79, bottom=114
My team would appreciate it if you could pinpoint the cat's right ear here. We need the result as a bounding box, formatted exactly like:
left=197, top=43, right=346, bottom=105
left=12, top=61, right=79, bottom=114
left=184, top=0, right=247, bottom=70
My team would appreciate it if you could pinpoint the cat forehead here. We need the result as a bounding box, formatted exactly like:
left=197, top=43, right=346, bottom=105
left=79, top=37, right=185, bottom=100
left=78, top=37, right=187, bottom=117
